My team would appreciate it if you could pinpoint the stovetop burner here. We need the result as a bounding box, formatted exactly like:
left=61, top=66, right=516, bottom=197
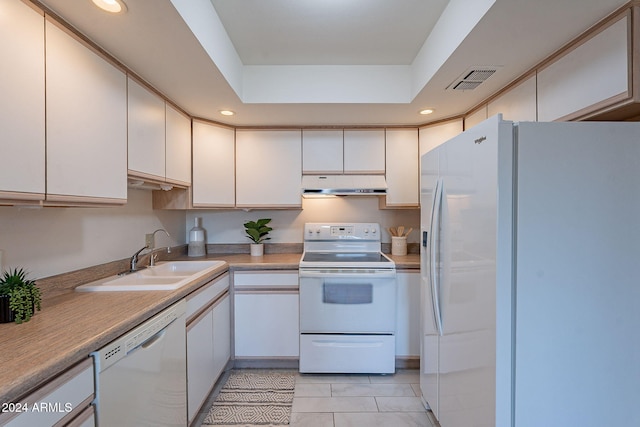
left=301, top=252, right=392, bottom=264
left=300, top=223, right=395, bottom=270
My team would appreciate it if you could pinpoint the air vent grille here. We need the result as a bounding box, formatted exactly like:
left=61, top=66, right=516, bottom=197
left=453, top=81, right=483, bottom=91
left=448, top=66, right=499, bottom=91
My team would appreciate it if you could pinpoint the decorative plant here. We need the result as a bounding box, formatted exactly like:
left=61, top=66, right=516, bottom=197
left=244, top=218, right=273, bottom=244
left=0, top=268, right=41, bottom=324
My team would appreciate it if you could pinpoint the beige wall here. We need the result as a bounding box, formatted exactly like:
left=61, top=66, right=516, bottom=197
left=0, top=189, right=186, bottom=280
left=0, top=192, right=419, bottom=280
left=187, top=197, right=420, bottom=246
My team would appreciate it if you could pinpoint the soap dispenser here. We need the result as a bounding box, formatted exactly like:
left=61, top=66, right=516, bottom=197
left=188, top=217, right=207, bottom=257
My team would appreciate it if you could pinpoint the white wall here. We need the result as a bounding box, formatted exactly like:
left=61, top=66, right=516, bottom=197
left=0, top=189, right=186, bottom=280
left=187, top=197, right=420, bottom=245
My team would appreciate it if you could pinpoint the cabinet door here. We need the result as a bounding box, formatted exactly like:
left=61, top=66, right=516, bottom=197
left=165, top=104, right=192, bottom=185
left=128, top=77, right=166, bottom=180
left=537, top=15, right=629, bottom=122
left=383, top=129, right=419, bottom=207
left=45, top=19, right=127, bottom=203
left=236, top=130, right=302, bottom=208
left=192, top=121, right=235, bottom=207
left=396, top=271, right=421, bottom=357
left=302, top=130, right=343, bottom=174
left=212, top=294, right=231, bottom=379
left=419, top=119, right=463, bottom=157
left=0, top=358, right=94, bottom=427
left=186, top=309, right=215, bottom=424
left=234, top=293, right=299, bottom=357
left=343, top=129, right=385, bottom=174
left=488, top=74, right=537, bottom=122
left=0, top=0, right=45, bottom=202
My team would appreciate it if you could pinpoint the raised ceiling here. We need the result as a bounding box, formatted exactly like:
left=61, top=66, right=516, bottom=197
left=37, top=0, right=628, bottom=126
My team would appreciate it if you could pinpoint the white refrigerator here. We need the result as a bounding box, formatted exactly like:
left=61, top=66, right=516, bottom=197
left=420, top=115, right=640, bottom=427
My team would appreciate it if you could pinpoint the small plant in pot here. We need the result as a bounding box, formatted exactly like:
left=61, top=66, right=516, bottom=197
left=244, top=218, right=273, bottom=256
left=0, top=268, right=42, bottom=324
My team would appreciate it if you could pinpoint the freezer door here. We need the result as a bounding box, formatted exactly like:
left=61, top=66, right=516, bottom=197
left=436, top=115, right=501, bottom=427
left=419, top=146, right=440, bottom=415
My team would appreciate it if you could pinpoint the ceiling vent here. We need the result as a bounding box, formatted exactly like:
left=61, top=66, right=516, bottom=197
left=448, top=66, right=500, bottom=91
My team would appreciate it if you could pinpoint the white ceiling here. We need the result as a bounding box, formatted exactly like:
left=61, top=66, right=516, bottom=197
left=210, top=0, right=449, bottom=65
left=37, top=0, right=629, bottom=126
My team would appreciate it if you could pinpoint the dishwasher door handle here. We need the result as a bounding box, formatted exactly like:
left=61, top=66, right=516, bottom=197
left=127, top=328, right=167, bottom=356
left=141, top=329, right=166, bottom=349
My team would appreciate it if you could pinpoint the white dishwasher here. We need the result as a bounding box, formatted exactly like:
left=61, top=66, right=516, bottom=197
left=92, top=299, right=187, bottom=427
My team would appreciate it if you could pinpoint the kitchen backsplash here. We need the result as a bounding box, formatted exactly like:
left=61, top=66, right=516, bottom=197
left=0, top=191, right=418, bottom=281
left=187, top=196, right=419, bottom=245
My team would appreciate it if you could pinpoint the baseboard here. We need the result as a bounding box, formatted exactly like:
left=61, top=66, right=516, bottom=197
left=232, top=356, right=419, bottom=370
left=233, top=357, right=299, bottom=369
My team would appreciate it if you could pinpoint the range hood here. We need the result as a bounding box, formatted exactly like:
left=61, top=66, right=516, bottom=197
left=301, top=175, right=387, bottom=196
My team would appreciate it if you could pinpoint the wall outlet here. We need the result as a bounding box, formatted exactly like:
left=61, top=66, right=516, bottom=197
left=145, top=234, right=154, bottom=249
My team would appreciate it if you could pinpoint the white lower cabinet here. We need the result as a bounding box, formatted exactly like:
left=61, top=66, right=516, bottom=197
left=0, top=358, right=95, bottom=427
left=396, top=271, right=421, bottom=358
left=233, top=271, right=299, bottom=358
left=186, top=273, right=230, bottom=425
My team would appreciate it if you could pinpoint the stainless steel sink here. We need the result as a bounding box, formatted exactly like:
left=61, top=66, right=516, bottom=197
left=76, top=260, right=226, bottom=292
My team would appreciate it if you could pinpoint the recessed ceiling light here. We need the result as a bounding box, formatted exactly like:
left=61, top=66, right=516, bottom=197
left=91, top=0, right=127, bottom=14
left=220, top=110, right=235, bottom=116
left=419, top=109, right=435, bottom=115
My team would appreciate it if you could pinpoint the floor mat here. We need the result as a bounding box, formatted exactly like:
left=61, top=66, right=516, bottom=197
left=202, top=370, right=295, bottom=426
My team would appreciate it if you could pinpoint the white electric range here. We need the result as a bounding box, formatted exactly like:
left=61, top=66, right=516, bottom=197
left=298, top=223, right=397, bottom=374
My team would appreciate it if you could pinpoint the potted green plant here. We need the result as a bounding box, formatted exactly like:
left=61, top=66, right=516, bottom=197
left=0, top=268, right=41, bottom=324
left=243, top=218, right=273, bottom=256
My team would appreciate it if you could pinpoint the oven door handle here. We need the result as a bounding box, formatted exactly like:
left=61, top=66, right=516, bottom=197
left=299, top=269, right=397, bottom=279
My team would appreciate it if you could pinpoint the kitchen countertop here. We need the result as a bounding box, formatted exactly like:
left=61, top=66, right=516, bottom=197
left=191, top=252, right=418, bottom=270
left=0, top=252, right=418, bottom=405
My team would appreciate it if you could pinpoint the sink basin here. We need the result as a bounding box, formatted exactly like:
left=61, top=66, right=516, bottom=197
left=94, top=276, right=186, bottom=291
left=76, top=260, right=226, bottom=292
left=141, top=261, right=222, bottom=277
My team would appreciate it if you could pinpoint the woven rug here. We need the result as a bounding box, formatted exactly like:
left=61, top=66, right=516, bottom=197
left=202, top=370, right=295, bottom=426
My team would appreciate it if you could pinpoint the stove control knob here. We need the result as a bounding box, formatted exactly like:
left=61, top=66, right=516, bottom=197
left=364, top=228, right=369, bottom=234
left=372, top=228, right=377, bottom=234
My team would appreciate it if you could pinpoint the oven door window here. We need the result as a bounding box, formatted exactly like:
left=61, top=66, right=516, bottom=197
left=323, top=283, right=373, bottom=304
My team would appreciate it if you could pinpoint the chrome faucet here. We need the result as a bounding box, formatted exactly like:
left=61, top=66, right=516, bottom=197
left=122, top=229, right=172, bottom=275
left=129, top=245, right=149, bottom=272
left=149, top=229, right=171, bottom=267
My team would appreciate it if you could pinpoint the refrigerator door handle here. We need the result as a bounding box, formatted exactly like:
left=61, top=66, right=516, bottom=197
left=430, top=178, right=444, bottom=336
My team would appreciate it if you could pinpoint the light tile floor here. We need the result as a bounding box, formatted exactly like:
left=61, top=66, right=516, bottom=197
left=290, top=370, right=439, bottom=427
left=195, top=369, right=439, bottom=427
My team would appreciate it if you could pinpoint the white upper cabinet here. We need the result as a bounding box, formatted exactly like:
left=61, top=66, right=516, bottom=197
left=419, top=119, right=463, bottom=157
left=537, top=14, right=629, bottom=122
left=302, top=130, right=344, bottom=174
left=0, top=0, right=45, bottom=203
left=45, top=19, right=127, bottom=204
left=127, top=77, right=166, bottom=181
left=488, top=74, right=537, bottom=122
left=383, top=129, right=419, bottom=207
left=192, top=121, right=235, bottom=207
left=236, top=130, right=302, bottom=208
left=343, top=129, right=385, bottom=174
left=165, top=104, right=192, bottom=185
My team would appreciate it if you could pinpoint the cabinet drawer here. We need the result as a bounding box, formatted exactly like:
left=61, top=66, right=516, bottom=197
left=0, top=358, right=94, bottom=427
left=186, top=272, right=229, bottom=320
left=233, top=271, right=298, bottom=290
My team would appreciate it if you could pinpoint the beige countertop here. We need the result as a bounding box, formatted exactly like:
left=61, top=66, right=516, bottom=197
left=0, top=252, right=418, bottom=405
